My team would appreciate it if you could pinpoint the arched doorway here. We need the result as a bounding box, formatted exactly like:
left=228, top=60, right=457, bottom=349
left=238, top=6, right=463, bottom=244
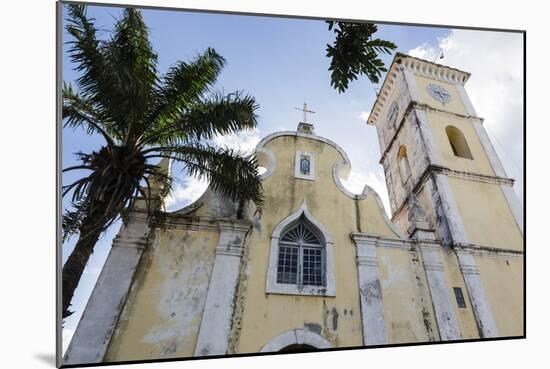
left=260, top=328, right=332, bottom=353
left=278, top=344, right=317, bottom=353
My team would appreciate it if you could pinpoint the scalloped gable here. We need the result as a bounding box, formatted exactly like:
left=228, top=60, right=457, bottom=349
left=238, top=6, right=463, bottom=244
left=254, top=129, right=403, bottom=239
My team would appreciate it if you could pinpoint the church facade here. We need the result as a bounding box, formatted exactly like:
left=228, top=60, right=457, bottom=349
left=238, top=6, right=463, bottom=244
left=64, top=53, right=524, bottom=365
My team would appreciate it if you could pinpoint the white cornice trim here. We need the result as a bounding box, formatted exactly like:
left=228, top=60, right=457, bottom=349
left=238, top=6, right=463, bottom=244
left=362, top=185, right=406, bottom=239
left=454, top=243, right=524, bottom=260
left=150, top=213, right=251, bottom=233
left=367, top=53, right=471, bottom=126
left=351, top=232, right=413, bottom=250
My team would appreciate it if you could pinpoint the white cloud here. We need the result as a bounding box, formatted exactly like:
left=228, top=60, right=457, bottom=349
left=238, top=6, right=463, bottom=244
left=359, top=111, right=371, bottom=122
left=212, top=127, right=261, bottom=155
left=165, top=177, right=209, bottom=211
left=165, top=128, right=263, bottom=211
left=408, top=43, right=439, bottom=60
left=341, top=169, right=391, bottom=216
left=408, top=30, right=524, bottom=203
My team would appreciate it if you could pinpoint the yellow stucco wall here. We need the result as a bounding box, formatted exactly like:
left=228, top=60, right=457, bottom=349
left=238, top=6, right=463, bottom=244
left=448, top=178, right=523, bottom=250
left=235, top=133, right=433, bottom=352
left=105, top=226, right=219, bottom=362
left=475, top=255, right=524, bottom=336
left=377, top=247, right=437, bottom=343
left=236, top=135, right=365, bottom=352
left=425, top=111, right=495, bottom=176
left=439, top=248, right=480, bottom=339
left=414, top=75, right=468, bottom=116
left=102, top=124, right=523, bottom=360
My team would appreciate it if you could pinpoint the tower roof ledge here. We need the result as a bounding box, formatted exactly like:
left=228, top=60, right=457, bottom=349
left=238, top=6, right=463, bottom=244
left=367, top=52, right=471, bottom=126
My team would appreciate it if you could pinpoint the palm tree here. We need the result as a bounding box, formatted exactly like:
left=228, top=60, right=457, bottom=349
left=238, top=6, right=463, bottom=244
left=61, top=5, right=264, bottom=319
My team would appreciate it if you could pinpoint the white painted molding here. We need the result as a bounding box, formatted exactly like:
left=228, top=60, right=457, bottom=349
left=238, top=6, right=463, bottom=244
left=500, top=185, right=524, bottom=235
left=194, top=223, right=251, bottom=356
left=368, top=53, right=470, bottom=125
left=63, top=220, right=150, bottom=365
left=403, top=68, right=421, bottom=102
left=260, top=328, right=332, bottom=352
left=400, top=55, right=470, bottom=85
left=351, top=233, right=413, bottom=250
left=150, top=214, right=225, bottom=232
left=472, top=120, right=523, bottom=235
left=417, top=243, right=461, bottom=340
left=454, top=243, right=523, bottom=260
left=270, top=201, right=332, bottom=243
left=433, top=174, right=469, bottom=245
left=351, top=234, right=388, bottom=345
left=455, top=250, right=499, bottom=338
left=255, top=146, right=276, bottom=180
left=332, top=159, right=361, bottom=199
left=362, top=185, right=406, bottom=239
left=455, top=84, right=479, bottom=117
left=266, top=201, right=336, bottom=297
left=330, top=159, right=404, bottom=240
left=412, top=108, right=444, bottom=166
left=432, top=175, right=499, bottom=339
left=472, top=120, right=507, bottom=178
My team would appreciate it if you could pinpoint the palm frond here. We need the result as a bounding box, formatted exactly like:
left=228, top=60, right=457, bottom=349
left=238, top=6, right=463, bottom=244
left=62, top=82, right=121, bottom=145
left=65, top=5, right=112, bottom=116
left=147, top=48, right=225, bottom=129
left=103, top=8, right=158, bottom=142
left=140, top=91, right=258, bottom=147
left=146, top=143, right=263, bottom=210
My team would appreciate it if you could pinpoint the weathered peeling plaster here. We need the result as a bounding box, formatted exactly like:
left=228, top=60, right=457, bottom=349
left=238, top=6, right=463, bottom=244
left=64, top=219, right=150, bottom=365
left=194, top=221, right=251, bottom=356
left=417, top=242, right=461, bottom=340
left=455, top=250, right=499, bottom=338
left=140, top=232, right=213, bottom=355
left=351, top=234, right=388, bottom=345
left=227, top=233, right=253, bottom=354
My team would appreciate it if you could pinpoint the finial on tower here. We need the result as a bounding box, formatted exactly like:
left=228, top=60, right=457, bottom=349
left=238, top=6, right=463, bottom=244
left=295, top=102, right=316, bottom=135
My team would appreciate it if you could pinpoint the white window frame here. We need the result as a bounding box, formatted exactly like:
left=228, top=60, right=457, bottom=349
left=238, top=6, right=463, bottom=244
left=276, top=223, right=325, bottom=287
left=266, top=202, right=335, bottom=297
left=294, top=151, right=315, bottom=181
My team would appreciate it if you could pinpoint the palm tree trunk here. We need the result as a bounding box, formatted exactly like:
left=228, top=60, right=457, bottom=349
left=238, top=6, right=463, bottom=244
left=62, top=205, right=107, bottom=320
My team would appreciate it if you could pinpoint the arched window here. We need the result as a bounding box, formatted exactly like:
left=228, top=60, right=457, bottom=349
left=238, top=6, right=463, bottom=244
left=276, top=221, right=325, bottom=287
left=266, top=202, right=335, bottom=296
left=446, top=126, right=473, bottom=159
left=397, top=145, right=411, bottom=186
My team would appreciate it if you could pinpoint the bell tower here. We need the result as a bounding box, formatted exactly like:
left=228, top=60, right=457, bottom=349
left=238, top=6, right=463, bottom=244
left=367, top=53, right=523, bottom=339
left=367, top=53, right=523, bottom=251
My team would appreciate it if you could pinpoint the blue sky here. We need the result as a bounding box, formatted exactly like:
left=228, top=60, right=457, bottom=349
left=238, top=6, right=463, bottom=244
left=61, top=3, right=524, bottom=352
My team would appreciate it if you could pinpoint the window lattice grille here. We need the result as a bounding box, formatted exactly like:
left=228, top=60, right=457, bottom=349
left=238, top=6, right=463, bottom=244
left=277, top=245, right=298, bottom=284
left=277, top=223, right=325, bottom=287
